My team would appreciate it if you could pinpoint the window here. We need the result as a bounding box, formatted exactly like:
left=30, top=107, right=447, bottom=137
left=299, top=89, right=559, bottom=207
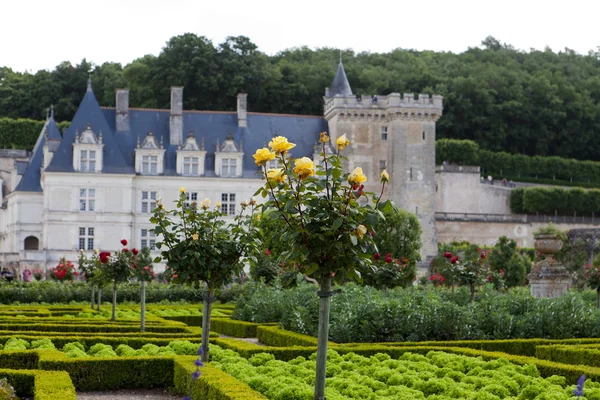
left=381, top=126, right=388, bottom=141
left=141, top=229, right=156, bottom=250
left=183, top=156, right=199, bottom=176
left=79, top=189, right=95, bottom=212
left=141, top=191, right=157, bottom=213
left=78, top=227, right=94, bottom=250
left=142, top=155, right=158, bottom=175
left=184, top=192, right=198, bottom=208
left=221, top=158, right=237, bottom=177
left=379, top=160, right=386, bottom=175
left=221, top=193, right=236, bottom=215
left=80, top=150, right=96, bottom=172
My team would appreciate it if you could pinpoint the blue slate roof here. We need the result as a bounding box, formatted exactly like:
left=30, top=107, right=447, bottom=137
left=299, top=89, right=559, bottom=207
left=328, top=62, right=353, bottom=97
left=17, top=85, right=328, bottom=191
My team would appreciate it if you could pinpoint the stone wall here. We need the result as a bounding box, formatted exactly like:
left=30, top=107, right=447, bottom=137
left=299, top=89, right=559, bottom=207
left=435, top=167, right=512, bottom=214
left=437, top=220, right=597, bottom=248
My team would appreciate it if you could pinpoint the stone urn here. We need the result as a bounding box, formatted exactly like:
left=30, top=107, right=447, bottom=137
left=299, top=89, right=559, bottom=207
left=534, top=234, right=563, bottom=256
left=528, top=234, right=571, bottom=298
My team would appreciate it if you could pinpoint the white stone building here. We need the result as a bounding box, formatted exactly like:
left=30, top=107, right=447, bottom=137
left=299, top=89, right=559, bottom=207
left=0, top=64, right=444, bottom=276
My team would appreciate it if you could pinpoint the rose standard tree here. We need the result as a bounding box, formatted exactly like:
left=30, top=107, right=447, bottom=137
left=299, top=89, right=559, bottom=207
left=131, top=246, right=155, bottom=331
left=98, top=240, right=135, bottom=321
left=151, top=191, right=259, bottom=362
left=78, top=250, right=102, bottom=310
left=253, top=133, right=389, bottom=400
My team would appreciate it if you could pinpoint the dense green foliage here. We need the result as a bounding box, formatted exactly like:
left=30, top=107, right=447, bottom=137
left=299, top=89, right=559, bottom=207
left=510, top=186, right=600, bottom=215
left=437, top=139, right=600, bottom=184
left=210, top=346, right=590, bottom=400
left=0, top=118, right=69, bottom=150
left=5, top=35, right=600, bottom=160
left=487, top=237, right=528, bottom=287
left=233, top=283, right=600, bottom=342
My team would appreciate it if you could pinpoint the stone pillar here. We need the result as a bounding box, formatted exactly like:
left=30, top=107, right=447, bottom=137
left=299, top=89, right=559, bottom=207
left=528, top=235, right=571, bottom=298
left=115, top=89, right=130, bottom=132
left=170, top=87, right=184, bottom=146
left=237, top=93, right=247, bottom=128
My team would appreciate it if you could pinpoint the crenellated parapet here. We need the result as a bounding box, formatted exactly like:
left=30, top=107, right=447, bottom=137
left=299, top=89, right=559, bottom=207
left=324, top=93, right=443, bottom=121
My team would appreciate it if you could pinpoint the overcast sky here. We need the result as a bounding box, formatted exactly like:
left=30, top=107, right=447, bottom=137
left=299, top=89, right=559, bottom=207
left=2, top=0, right=599, bottom=72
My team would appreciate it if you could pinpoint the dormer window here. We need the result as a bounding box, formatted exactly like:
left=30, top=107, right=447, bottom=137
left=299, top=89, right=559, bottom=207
left=135, top=132, right=165, bottom=175
left=73, top=124, right=103, bottom=172
left=176, top=132, right=206, bottom=176
left=214, top=134, right=244, bottom=178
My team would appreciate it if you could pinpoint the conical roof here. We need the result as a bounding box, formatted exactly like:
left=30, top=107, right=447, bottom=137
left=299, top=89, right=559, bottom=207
left=329, top=62, right=352, bottom=97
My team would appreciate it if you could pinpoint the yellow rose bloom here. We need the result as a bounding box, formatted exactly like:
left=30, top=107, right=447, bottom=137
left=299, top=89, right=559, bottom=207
left=179, top=186, right=185, bottom=193
left=293, top=157, right=315, bottom=180
left=356, top=225, right=367, bottom=239
left=215, top=202, right=222, bottom=208
left=319, top=132, right=330, bottom=143
left=192, top=233, right=199, bottom=241
left=253, top=147, right=276, bottom=166
left=380, top=169, right=390, bottom=183
left=267, top=168, right=285, bottom=183
left=269, top=136, right=296, bottom=154
left=200, top=198, right=211, bottom=209
left=349, top=167, right=367, bottom=185
left=336, top=133, right=350, bottom=150
left=256, top=214, right=261, bottom=221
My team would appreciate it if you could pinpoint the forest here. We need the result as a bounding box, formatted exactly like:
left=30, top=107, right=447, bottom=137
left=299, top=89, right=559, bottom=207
left=2, top=34, right=600, bottom=160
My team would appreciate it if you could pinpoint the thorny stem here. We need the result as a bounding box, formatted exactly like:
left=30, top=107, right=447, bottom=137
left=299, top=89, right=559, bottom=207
left=263, top=164, right=295, bottom=230
left=375, top=182, right=386, bottom=209
left=322, top=142, right=330, bottom=200
left=280, top=154, right=307, bottom=234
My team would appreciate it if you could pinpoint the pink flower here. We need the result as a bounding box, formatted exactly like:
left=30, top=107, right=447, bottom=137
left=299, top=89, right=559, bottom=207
left=264, top=249, right=271, bottom=256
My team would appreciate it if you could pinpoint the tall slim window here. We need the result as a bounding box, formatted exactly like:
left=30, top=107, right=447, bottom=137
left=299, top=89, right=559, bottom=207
left=183, top=156, right=199, bottom=176
left=142, top=155, right=158, bottom=175
left=79, top=227, right=94, bottom=250
left=221, top=158, right=237, bottom=177
left=141, top=229, right=156, bottom=250
left=184, top=192, right=198, bottom=208
left=381, top=126, right=388, bottom=141
left=141, top=191, right=157, bottom=213
left=221, top=193, right=236, bottom=215
left=379, top=160, right=387, bottom=175
left=79, top=189, right=95, bottom=212
left=80, top=150, right=96, bottom=172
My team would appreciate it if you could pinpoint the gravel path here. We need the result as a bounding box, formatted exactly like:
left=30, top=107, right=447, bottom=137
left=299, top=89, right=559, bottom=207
left=77, top=389, right=181, bottom=400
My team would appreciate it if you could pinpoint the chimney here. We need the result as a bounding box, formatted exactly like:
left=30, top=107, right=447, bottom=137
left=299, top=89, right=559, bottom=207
left=237, top=93, right=247, bottom=128
left=170, top=87, right=184, bottom=145
left=115, top=89, right=130, bottom=132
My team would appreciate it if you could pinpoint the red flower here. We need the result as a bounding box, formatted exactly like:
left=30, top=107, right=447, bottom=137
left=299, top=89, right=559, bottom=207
left=450, top=256, right=458, bottom=264
left=264, top=249, right=271, bottom=256
left=385, top=253, right=392, bottom=263
left=132, top=265, right=137, bottom=269
left=480, top=252, right=487, bottom=260
left=443, top=252, right=452, bottom=259
left=132, top=248, right=139, bottom=255
left=373, top=252, right=381, bottom=261
left=172, top=274, right=178, bottom=279
left=143, top=266, right=149, bottom=270
left=487, top=276, right=492, bottom=282
left=121, top=239, right=128, bottom=246
left=123, top=248, right=129, bottom=253
left=74, top=271, right=79, bottom=276
left=370, top=231, right=374, bottom=238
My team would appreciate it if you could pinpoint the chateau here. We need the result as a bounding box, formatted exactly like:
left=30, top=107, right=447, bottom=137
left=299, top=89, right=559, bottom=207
left=0, top=63, right=444, bottom=275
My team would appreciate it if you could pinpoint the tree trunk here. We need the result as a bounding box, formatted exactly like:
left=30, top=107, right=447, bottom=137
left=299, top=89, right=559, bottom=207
left=597, top=288, right=600, bottom=309
left=140, top=280, right=146, bottom=332
left=97, top=289, right=101, bottom=311
left=111, top=281, right=118, bottom=321
left=469, top=284, right=475, bottom=302
left=200, top=286, right=214, bottom=363
left=91, top=285, right=95, bottom=310
left=314, top=275, right=332, bottom=400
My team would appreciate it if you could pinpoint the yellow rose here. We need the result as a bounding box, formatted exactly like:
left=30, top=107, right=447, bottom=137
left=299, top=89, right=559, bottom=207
left=179, top=186, right=185, bottom=193
left=336, top=133, right=350, bottom=150
left=269, top=136, right=296, bottom=154
left=95, top=249, right=99, bottom=254
left=356, top=225, right=367, bottom=239
left=319, top=132, right=330, bottom=143
left=200, top=198, right=211, bottom=209
left=267, top=168, right=285, bottom=183
left=253, top=147, right=276, bottom=166
left=348, top=167, right=367, bottom=185
left=293, top=157, right=315, bottom=180
left=192, top=233, right=199, bottom=241
left=215, top=202, right=222, bottom=208
left=380, top=169, right=390, bottom=183
left=256, top=214, right=261, bottom=221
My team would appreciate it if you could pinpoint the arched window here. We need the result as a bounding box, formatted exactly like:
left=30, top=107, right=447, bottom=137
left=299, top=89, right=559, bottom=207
left=24, top=236, right=39, bottom=250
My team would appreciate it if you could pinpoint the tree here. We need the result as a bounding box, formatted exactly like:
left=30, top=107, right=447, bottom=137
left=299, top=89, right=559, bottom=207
left=98, top=240, right=134, bottom=321
left=152, top=192, right=259, bottom=362
left=487, top=236, right=527, bottom=287
left=131, top=247, right=154, bottom=332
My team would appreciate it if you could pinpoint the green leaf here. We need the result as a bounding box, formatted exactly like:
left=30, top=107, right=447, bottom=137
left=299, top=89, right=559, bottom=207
left=332, top=218, right=342, bottom=230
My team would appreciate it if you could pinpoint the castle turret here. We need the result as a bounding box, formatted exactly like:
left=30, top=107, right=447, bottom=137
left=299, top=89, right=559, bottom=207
left=323, top=77, right=443, bottom=263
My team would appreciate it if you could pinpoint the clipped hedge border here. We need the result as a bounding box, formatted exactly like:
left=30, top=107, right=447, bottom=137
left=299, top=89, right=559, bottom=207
left=174, top=356, right=267, bottom=400
left=0, top=368, right=76, bottom=400
left=0, top=330, right=211, bottom=339
left=0, top=335, right=209, bottom=350
left=256, top=326, right=322, bottom=347
left=212, top=338, right=316, bottom=361
left=535, top=345, right=600, bottom=367
left=212, top=319, right=267, bottom=338
left=0, top=323, right=190, bottom=334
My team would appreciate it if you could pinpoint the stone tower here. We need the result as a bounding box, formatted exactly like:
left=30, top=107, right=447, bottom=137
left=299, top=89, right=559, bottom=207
left=323, top=61, right=443, bottom=261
